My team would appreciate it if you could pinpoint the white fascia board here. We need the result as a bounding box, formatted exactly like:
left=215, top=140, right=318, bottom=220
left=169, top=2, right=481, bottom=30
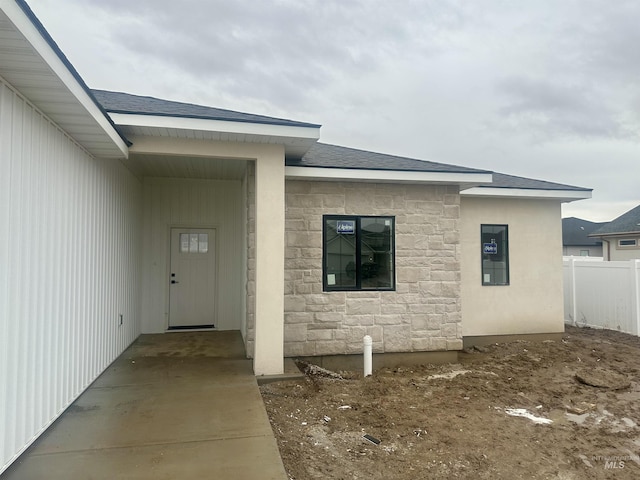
left=285, top=166, right=493, bottom=184
left=3, top=0, right=128, bottom=157
left=109, top=113, right=321, bottom=141
left=461, top=187, right=592, bottom=202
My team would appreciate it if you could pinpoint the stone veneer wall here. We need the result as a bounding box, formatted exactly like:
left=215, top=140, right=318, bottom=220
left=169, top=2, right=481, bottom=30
left=284, top=180, right=462, bottom=357
left=244, top=162, right=256, bottom=357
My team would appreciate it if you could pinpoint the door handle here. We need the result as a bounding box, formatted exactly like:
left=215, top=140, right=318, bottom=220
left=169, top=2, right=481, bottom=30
left=171, top=280, right=179, bottom=284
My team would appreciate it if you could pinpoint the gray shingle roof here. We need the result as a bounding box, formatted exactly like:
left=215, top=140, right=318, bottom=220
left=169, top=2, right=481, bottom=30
left=562, top=217, right=604, bottom=246
left=591, top=204, right=640, bottom=236
left=92, top=89, right=320, bottom=128
left=484, top=172, right=592, bottom=192
left=287, top=142, right=490, bottom=174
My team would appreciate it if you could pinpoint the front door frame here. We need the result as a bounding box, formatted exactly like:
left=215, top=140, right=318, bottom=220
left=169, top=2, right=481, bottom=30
left=166, top=224, right=219, bottom=331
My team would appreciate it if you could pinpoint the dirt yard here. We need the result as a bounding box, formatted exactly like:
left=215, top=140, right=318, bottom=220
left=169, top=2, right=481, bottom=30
left=260, top=326, right=640, bottom=479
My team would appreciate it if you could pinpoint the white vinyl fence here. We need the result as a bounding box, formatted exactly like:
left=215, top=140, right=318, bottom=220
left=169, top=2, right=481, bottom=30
left=563, top=258, right=640, bottom=335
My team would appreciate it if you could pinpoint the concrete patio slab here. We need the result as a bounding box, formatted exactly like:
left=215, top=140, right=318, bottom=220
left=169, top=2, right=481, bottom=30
left=1, top=331, right=288, bottom=480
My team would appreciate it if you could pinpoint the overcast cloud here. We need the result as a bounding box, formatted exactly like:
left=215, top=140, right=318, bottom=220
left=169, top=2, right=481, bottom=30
left=28, top=0, right=640, bottom=221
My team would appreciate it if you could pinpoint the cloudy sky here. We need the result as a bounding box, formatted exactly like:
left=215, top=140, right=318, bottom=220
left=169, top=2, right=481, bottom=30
left=27, top=0, right=640, bottom=221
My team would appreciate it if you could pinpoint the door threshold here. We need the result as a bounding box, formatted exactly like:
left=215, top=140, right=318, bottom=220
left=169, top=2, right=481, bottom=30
left=167, top=324, right=215, bottom=332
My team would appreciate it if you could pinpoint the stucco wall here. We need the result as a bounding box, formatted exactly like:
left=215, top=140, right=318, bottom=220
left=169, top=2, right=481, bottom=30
left=284, top=180, right=462, bottom=356
left=460, top=196, right=564, bottom=336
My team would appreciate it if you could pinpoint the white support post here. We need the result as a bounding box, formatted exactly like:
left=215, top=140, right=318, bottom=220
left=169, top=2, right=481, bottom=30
left=253, top=147, right=286, bottom=376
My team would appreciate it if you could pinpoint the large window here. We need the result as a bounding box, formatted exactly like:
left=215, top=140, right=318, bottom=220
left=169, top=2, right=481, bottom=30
left=481, top=224, right=509, bottom=286
left=323, top=215, right=395, bottom=291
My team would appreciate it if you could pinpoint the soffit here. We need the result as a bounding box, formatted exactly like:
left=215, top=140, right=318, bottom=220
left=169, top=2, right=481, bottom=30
left=112, top=115, right=320, bottom=158
left=123, top=153, right=247, bottom=181
left=0, top=3, right=127, bottom=158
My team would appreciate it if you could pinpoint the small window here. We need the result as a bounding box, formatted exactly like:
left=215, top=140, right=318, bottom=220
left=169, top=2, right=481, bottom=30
left=618, top=239, right=637, bottom=247
left=180, top=233, right=209, bottom=253
left=481, top=224, right=509, bottom=285
left=323, top=215, right=395, bottom=291
left=580, top=250, right=590, bottom=256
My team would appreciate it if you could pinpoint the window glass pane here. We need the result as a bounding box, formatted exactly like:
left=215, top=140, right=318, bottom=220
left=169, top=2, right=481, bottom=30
left=481, top=225, right=509, bottom=285
left=180, top=233, right=190, bottom=253
left=325, top=218, right=356, bottom=288
left=198, top=234, right=209, bottom=253
left=360, top=217, right=393, bottom=289
left=189, top=233, right=199, bottom=253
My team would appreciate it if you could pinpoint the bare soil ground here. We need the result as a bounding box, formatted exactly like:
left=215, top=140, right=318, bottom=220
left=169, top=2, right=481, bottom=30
left=260, top=326, right=640, bottom=479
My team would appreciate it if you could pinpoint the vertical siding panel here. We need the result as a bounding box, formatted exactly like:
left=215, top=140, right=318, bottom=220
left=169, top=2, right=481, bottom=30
left=0, top=78, right=143, bottom=474
left=0, top=83, right=12, bottom=465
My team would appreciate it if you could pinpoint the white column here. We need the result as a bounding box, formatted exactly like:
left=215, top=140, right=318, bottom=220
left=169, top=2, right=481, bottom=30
left=253, top=147, right=285, bottom=375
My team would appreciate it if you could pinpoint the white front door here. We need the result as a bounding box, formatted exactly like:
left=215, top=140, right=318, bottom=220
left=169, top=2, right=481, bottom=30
left=169, top=228, right=217, bottom=329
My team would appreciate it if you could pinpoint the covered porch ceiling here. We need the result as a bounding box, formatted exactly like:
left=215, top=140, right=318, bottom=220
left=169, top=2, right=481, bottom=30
left=122, top=153, right=248, bottom=181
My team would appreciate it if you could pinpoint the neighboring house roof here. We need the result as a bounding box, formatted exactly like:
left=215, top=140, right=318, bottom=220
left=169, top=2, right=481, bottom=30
left=287, top=142, right=490, bottom=174
left=590, top=204, right=640, bottom=236
left=562, top=217, right=604, bottom=246
left=92, top=89, right=320, bottom=129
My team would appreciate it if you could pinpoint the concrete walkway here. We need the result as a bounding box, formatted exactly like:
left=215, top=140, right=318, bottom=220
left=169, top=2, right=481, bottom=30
left=2, top=331, right=288, bottom=480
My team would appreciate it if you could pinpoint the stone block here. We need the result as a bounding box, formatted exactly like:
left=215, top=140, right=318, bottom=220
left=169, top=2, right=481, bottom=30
left=381, top=303, right=408, bottom=315
left=446, top=339, right=464, bottom=351
left=284, top=342, right=315, bottom=357
left=285, top=295, right=307, bottom=312
left=430, top=337, right=447, bottom=350
left=366, top=325, right=384, bottom=342
left=314, top=312, right=344, bottom=323
left=345, top=326, right=368, bottom=343
left=343, top=315, right=374, bottom=326
left=441, top=323, right=458, bottom=338
left=411, top=337, right=431, bottom=351
left=346, top=298, right=380, bottom=315
left=284, top=324, right=307, bottom=342
left=397, top=267, right=422, bottom=283
left=427, top=315, right=444, bottom=330
left=284, top=312, right=313, bottom=324
left=315, top=340, right=347, bottom=355
left=307, top=322, right=339, bottom=330
left=411, top=315, right=429, bottom=330
left=374, top=314, right=404, bottom=325
left=383, top=325, right=412, bottom=352
left=307, top=329, right=334, bottom=341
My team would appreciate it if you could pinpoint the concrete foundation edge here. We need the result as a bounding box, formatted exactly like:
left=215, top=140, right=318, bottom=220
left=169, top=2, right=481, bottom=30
left=463, top=332, right=564, bottom=348
left=291, top=351, right=458, bottom=373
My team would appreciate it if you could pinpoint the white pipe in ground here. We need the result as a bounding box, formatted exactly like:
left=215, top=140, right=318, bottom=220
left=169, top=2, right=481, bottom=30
left=363, top=335, right=373, bottom=376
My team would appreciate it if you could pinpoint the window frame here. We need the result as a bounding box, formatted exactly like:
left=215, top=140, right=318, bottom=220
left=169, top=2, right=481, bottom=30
left=322, top=215, right=396, bottom=292
left=618, top=239, right=637, bottom=247
left=481, top=224, right=510, bottom=286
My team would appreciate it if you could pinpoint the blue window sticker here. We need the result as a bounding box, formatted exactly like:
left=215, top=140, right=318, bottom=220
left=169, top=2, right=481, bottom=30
left=483, top=242, right=498, bottom=254
left=336, top=220, right=355, bottom=234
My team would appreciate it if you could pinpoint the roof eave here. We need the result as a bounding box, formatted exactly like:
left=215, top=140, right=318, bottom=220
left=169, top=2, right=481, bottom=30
left=285, top=166, right=493, bottom=186
left=461, top=187, right=592, bottom=202
left=2, top=0, right=129, bottom=158
left=588, top=230, right=640, bottom=238
left=109, top=112, right=320, bottom=157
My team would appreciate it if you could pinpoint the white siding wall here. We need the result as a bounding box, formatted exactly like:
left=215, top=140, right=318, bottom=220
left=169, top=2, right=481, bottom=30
left=0, top=78, right=142, bottom=474
left=141, top=177, right=244, bottom=333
